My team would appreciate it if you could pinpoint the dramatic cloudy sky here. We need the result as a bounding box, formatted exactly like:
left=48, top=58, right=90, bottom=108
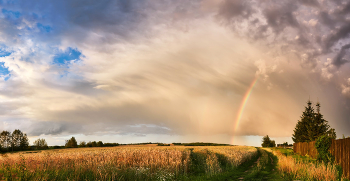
left=0, top=0, right=350, bottom=146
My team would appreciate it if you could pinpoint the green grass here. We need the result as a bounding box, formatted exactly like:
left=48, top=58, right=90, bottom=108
left=273, top=148, right=317, bottom=164
left=182, top=148, right=286, bottom=181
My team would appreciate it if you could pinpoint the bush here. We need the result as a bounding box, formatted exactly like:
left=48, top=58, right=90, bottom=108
left=261, top=135, right=275, bottom=147
left=315, top=135, right=334, bottom=164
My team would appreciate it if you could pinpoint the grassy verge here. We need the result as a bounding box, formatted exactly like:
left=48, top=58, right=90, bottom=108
left=274, top=148, right=317, bottom=164
left=270, top=148, right=347, bottom=181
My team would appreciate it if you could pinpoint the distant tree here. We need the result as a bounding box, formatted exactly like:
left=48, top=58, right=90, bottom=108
left=79, top=141, right=86, bottom=147
left=12, top=129, right=22, bottom=149
left=12, top=129, right=29, bottom=151
left=20, top=133, right=29, bottom=150
left=327, top=128, right=336, bottom=139
left=282, top=142, right=288, bottom=146
left=33, top=138, right=48, bottom=149
left=91, top=141, right=97, bottom=147
left=86, top=141, right=92, bottom=147
left=0, top=131, right=12, bottom=151
left=293, top=100, right=336, bottom=143
left=65, top=137, right=78, bottom=148
left=97, top=141, right=103, bottom=147
left=262, top=135, right=275, bottom=147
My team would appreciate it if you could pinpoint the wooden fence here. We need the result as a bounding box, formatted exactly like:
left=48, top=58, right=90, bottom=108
left=293, top=137, right=350, bottom=179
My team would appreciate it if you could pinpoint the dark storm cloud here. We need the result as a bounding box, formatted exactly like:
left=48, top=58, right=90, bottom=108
left=27, top=119, right=173, bottom=137
left=216, top=0, right=350, bottom=69
left=217, top=0, right=255, bottom=20
left=324, top=23, right=350, bottom=50
left=27, top=121, right=79, bottom=136
left=298, top=0, right=319, bottom=7
left=262, top=2, right=300, bottom=34
left=335, top=1, right=350, bottom=15
left=333, top=44, right=350, bottom=68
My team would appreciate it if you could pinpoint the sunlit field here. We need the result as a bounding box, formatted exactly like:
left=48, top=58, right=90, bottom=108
left=0, top=146, right=256, bottom=180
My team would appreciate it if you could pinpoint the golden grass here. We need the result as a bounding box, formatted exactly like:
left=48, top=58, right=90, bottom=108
left=2, top=147, right=189, bottom=175
left=269, top=148, right=338, bottom=181
left=0, top=146, right=257, bottom=180
left=206, top=146, right=257, bottom=167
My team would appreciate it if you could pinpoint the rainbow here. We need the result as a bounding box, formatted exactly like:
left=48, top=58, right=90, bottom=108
left=231, top=76, right=258, bottom=144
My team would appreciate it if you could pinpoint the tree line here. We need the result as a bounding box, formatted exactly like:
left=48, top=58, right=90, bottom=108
left=0, top=129, right=29, bottom=152
left=0, top=130, right=119, bottom=153
left=65, top=137, right=119, bottom=148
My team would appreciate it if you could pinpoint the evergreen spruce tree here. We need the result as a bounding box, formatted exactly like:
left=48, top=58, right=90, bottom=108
left=292, top=100, right=314, bottom=142
left=293, top=100, right=336, bottom=143
left=310, top=102, right=330, bottom=140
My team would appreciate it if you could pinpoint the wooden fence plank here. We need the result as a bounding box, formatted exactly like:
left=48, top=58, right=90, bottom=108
left=342, top=139, right=345, bottom=171
left=346, top=138, right=348, bottom=178
left=343, top=139, right=346, bottom=178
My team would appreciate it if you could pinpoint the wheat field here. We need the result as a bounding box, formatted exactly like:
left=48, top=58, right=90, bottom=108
left=0, top=145, right=256, bottom=180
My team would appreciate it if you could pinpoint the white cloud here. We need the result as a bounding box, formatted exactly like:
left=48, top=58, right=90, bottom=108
left=308, top=19, right=318, bottom=26
left=321, top=58, right=336, bottom=80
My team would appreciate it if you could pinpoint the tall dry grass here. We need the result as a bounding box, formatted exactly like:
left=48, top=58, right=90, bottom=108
left=0, top=146, right=256, bottom=180
left=270, top=148, right=338, bottom=181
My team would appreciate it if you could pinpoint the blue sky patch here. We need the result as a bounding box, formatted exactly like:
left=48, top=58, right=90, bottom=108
left=0, top=62, right=10, bottom=81
left=37, top=23, right=52, bottom=33
left=0, top=51, right=11, bottom=57
left=4, top=74, right=10, bottom=81
left=53, top=47, right=82, bottom=65
left=2, top=9, right=21, bottom=19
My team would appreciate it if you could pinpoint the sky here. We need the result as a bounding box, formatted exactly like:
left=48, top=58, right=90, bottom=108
left=0, top=0, right=350, bottom=147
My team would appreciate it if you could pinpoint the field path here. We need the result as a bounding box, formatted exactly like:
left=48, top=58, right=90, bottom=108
left=207, top=148, right=285, bottom=181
